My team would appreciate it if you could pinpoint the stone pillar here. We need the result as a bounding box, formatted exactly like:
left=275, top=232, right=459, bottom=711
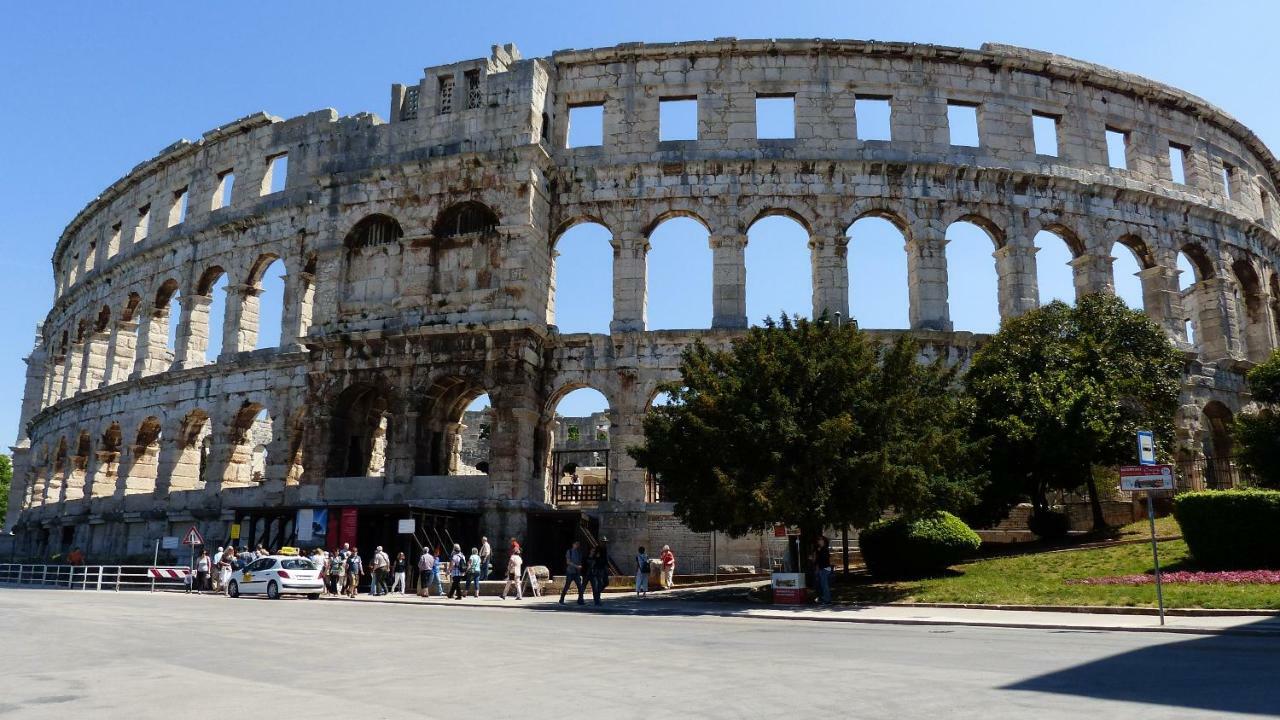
left=105, top=320, right=138, bottom=386
left=611, top=232, right=648, bottom=333
left=280, top=272, right=315, bottom=350
left=80, top=331, right=109, bottom=391
left=15, top=330, right=47, bottom=441
left=64, top=458, right=86, bottom=503
left=174, top=294, right=212, bottom=369
left=43, top=358, right=63, bottom=406
left=1188, top=278, right=1238, bottom=362
left=994, top=245, right=1040, bottom=320
left=1138, top=265, right=1186, bottom=343
left=710, top=234, right=747, bottom=329
left=30, top=466, right=48, bottom=507
left=120, top=443, right=159, bottom=496
left=133, top=307, right=172, bottom=378
left=222, top=284, right=261, bottom=355
left=309, top=247, right=344, bottom=332
left=61, top=341, right=82, bottom=398
left=44, top=463, right=63, bottom=505
left=607, top=398, right=649, bottom=504
left=1071, top=253, right=1115, bottom=299
left=905, top=226, right=952, bottom=331
left=809, top=234, right=849, bottom=322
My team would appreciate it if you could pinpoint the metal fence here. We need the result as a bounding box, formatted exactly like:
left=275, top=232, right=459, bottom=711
left=0, top=564, right=191, bottom=592
left=1175, top=456, right=1256, bottom=490
left=553, top=483, right=607, bottom=504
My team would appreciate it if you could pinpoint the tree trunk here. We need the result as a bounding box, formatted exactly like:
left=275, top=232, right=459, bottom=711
left=1084, top=469, right=1107, bottom=531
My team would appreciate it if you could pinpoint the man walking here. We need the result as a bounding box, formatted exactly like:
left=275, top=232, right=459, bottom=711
left=371, top=546, right=391, bottom=596
left=814, top=536, right=833, bottom=605
left=500, top=547, right=523, bottom=600
left=558, top=540, right=585, bottom=605
left=478, top=536, right=492, bottom=584
left=448, top=544, right=467, bottom=600
left=418, top=547, right=437, bottom=597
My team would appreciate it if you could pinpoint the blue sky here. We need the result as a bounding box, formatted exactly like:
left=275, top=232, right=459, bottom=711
left=1, top=0, right=1276, bottom=436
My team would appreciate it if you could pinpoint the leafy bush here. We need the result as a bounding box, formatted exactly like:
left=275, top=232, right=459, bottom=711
left=860, top=511, right=982, bottom=578
left=1173, top=489, right=1280, bottom=569
left=1028, top=510, right=1070, bottom=540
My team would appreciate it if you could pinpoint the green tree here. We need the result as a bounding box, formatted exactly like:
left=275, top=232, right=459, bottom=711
left=628, top=315, right=984, bottom=554
left=965, top=293, right=1183, bottom=530
left=0, top=453, right=11, bottom=528
left=1235, top=349, right=1280, bottom=488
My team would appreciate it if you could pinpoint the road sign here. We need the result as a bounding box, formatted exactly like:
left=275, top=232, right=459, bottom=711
left=1119, top=464, right=1175, bottom=491
left=1137, top=430, right=1156, bottom=465
left=180, top=525, right=205, bottom=546
left=161, top=536, right=179, bottom=550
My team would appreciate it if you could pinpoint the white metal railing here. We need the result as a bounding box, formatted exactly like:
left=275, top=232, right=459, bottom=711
left=0, top=564, right=192, bottom=592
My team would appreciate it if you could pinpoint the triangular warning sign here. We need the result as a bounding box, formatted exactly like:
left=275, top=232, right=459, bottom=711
left=181, top=526, right=205, bottom=546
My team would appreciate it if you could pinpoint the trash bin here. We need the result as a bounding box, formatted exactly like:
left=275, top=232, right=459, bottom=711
left=771, top=572, right=805, bottom=605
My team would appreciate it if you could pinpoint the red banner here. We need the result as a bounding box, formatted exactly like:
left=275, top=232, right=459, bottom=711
left=339, top=507, right=358, bottom=549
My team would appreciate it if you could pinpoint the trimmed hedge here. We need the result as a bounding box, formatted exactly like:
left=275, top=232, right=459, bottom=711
left=1028, top=510, right=1070, bottom=540
left=1173, top=489, right=1280, bottom=569
left=860, top=511, right=982, bottom=579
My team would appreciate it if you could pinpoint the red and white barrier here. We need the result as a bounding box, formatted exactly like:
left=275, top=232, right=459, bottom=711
left=148, top=567, right=193, bottom=579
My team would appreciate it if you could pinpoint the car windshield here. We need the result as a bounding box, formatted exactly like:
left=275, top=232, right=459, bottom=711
left=280, top=558, right=316, bottom=570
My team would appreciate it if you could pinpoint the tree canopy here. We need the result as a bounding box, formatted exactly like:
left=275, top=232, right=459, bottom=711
left=965, top=293, right=1184, bottom=529
left=0, top=453, right=11, bottom=529
left=1236, top=349, right=1280, bottom=489
left=628, top=315, right=984, bottom=541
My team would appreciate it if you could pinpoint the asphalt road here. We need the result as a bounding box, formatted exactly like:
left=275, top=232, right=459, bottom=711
left=1, top=589, right=1277, bottom=719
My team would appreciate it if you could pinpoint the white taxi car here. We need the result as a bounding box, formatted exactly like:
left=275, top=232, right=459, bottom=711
left=226, top=555, right=324, bottom=599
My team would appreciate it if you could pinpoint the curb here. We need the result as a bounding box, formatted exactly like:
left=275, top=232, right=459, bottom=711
left=884, top=601, right=1280, bottom=617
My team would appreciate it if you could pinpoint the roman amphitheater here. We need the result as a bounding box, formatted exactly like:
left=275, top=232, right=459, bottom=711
left=5, top=39, right=1278, bottom=571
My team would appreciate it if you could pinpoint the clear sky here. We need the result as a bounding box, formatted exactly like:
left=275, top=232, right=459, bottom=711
left=1, top=0, right=1276, bottom=437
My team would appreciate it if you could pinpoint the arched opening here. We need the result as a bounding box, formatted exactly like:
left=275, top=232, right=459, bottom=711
left=345, top=214, right=404, bottom=249
left=172, top=409, right=211, bottom=491
left=1177, top=247, right=1211, bottom=347
left=249, top=256, right=287, bottom=350
left=644, top=388, right=679, bottom=502
left=68, top=430, right=91, bottom=501
left=226, top=404, right=272, bottom=486
left=93, top=423, right=122, bottom=498
left=1034, top=229, right=1079, bottom=306
left=944, top=221, right=1001, bottom=333
left=414, top=378, right=489, bottom=476
left=549, top=221, right=613, bottom=333
left=1271, top=273, right=1280, bottom=342
left=343, top=215, right=405, bottom=310
left=197, top=267, right=228, bottom=362
left=329, top=384, right=392, bottom=478
left=846, top=215, right=909, bottom=329
left=47, top=437, right=68, bottom=504
left=107, top=293, right=142, bottom=385
left=1113, top=236, right=1152, bottom=311
left=433, top=202, right=500, bottom=292
left=154, top=279, right=182, bottom=356
left=434, top=201, right=499, bottom=239
left=647, top=215, right=712, bottom=330
left=283, top=409, right=307, bottom=486
left=1201, top=401, right=1236, bottom=489
left=745, top=214, right=812, bottom=325
left=1232, top=258, right=1271, bottom=363
left=545, top=387, right=611, bottom=505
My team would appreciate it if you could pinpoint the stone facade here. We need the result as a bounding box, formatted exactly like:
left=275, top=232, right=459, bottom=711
left=7, top=39, right=1280, bottom=565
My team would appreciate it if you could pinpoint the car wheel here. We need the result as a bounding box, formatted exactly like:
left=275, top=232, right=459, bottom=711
left=227, top=581, right=239, bottom=598
left=307, top=593, right=320, bottom=600
left=267, top=581, right=280, bottom=600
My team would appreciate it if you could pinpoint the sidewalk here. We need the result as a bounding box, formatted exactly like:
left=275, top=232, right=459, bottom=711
left=323, top=584, right=1280, bottom=637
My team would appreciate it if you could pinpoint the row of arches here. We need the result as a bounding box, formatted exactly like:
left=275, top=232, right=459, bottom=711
left=42, top=252, right=316, bottom=406
left=24, top=402, right=302, bottom=511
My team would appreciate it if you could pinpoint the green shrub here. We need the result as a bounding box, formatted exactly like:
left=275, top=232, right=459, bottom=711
left=1173, top=489, right=1280, bottom=569
left=860, top=511, right=982, bottom=578
left=1028, top=510, right=1070, bottom=540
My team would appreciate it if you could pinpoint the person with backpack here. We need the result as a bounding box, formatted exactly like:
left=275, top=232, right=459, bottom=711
left=500, top=548, right=523, bottom=600
left=328, top=549, right=344, bottom=596
left=660, top=545, right=676, bottom=589
left=466, top=547, right=482, bottom=597
left=635, top=546, right=649, bottom=596
left=448, top=545, right=467, bottom=600
left=558, top=540, right=585, bottom=606
left=370, top=546, right=391, bottom=596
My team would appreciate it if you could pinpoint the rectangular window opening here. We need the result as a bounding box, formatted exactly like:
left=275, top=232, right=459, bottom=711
left=107, top=223, right=121, bottom=258
left=659, top=97, right=698, bottom=142
left=214, top=170, right=236, bottom=209
left=438, top=75, right=455, bottom=115
left=947, top=102, right=980, bottom=147
left=263, top=154, right=288, bottom=195
left=755, top=95, right=795, bottom=140
left=567, top=103, right=605, bottom=148
left=1105, top=128, right=1129, bottom=170
left=464, top=69, right=482, bottom=110
left=135, top=205, right=151, bottom=242
left=1221, top=163, right=1235, bottom=199
left=1032, top=113, right=1059, bottom=157
left=1168, top=144, right=1188, bottom=185
left=85, top=241, right=96, bottom=273
left=169, top=188, right=188, bottom=227
left=854, top=96, right=892, bottom=141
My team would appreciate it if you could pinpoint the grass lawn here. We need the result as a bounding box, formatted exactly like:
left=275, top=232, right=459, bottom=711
left=837, top=516, right=1280, bottom=610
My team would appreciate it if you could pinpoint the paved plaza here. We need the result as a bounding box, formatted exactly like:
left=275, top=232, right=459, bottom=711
left=1, top=588, right=1277, bottom=719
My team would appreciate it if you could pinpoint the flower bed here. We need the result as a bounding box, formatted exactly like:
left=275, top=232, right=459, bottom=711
left=1069, top=570, right=1280, bottom=586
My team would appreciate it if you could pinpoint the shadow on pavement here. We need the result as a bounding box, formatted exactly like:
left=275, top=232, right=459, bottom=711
left=1002, top=618, right=1280, bottom=716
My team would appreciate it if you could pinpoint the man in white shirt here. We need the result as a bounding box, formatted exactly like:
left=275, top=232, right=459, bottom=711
left=500, top=549, right=524, bottom=600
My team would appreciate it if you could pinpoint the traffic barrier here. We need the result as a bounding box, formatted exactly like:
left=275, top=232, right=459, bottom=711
left=0, top=564, right=194, bottom=592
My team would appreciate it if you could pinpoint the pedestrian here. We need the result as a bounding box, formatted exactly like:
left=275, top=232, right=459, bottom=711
left=635, top=546, right=649, bottom=596
left=219, top=546, right=234, bottom=592
left=418, top=547, right=437, bottom=597
left=328, top=549, right=344, bottom=595
left=346, top=547, right=364, bottom=597
left=194, top=549, right=211, bottom=594
left=467, top=547, right=482, bottom=597
left=390, top=552, right=408, bottom=595
left=448, top=544, right=467, bottom=600
left=500, top=548, right=523, bottom=600
left=310, top=548, right=325, bottom=578
left=211, top=547, right=225, bottom=591
left=586, top=546, right=609, bottom=606
left=509, top=537, right=521, bottom=558
left=558, top=540, right=585, bottom=605
left=660, top=545, right=676, bottom=589
left=479, top=536, right=492, bottom=584
left=814, top=536, right=833, bottom=605
left=371, top=546, right=391, bottom=596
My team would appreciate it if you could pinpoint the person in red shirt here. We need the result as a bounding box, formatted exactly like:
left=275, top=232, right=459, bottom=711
left=659, top=545, right=676, bottom=589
